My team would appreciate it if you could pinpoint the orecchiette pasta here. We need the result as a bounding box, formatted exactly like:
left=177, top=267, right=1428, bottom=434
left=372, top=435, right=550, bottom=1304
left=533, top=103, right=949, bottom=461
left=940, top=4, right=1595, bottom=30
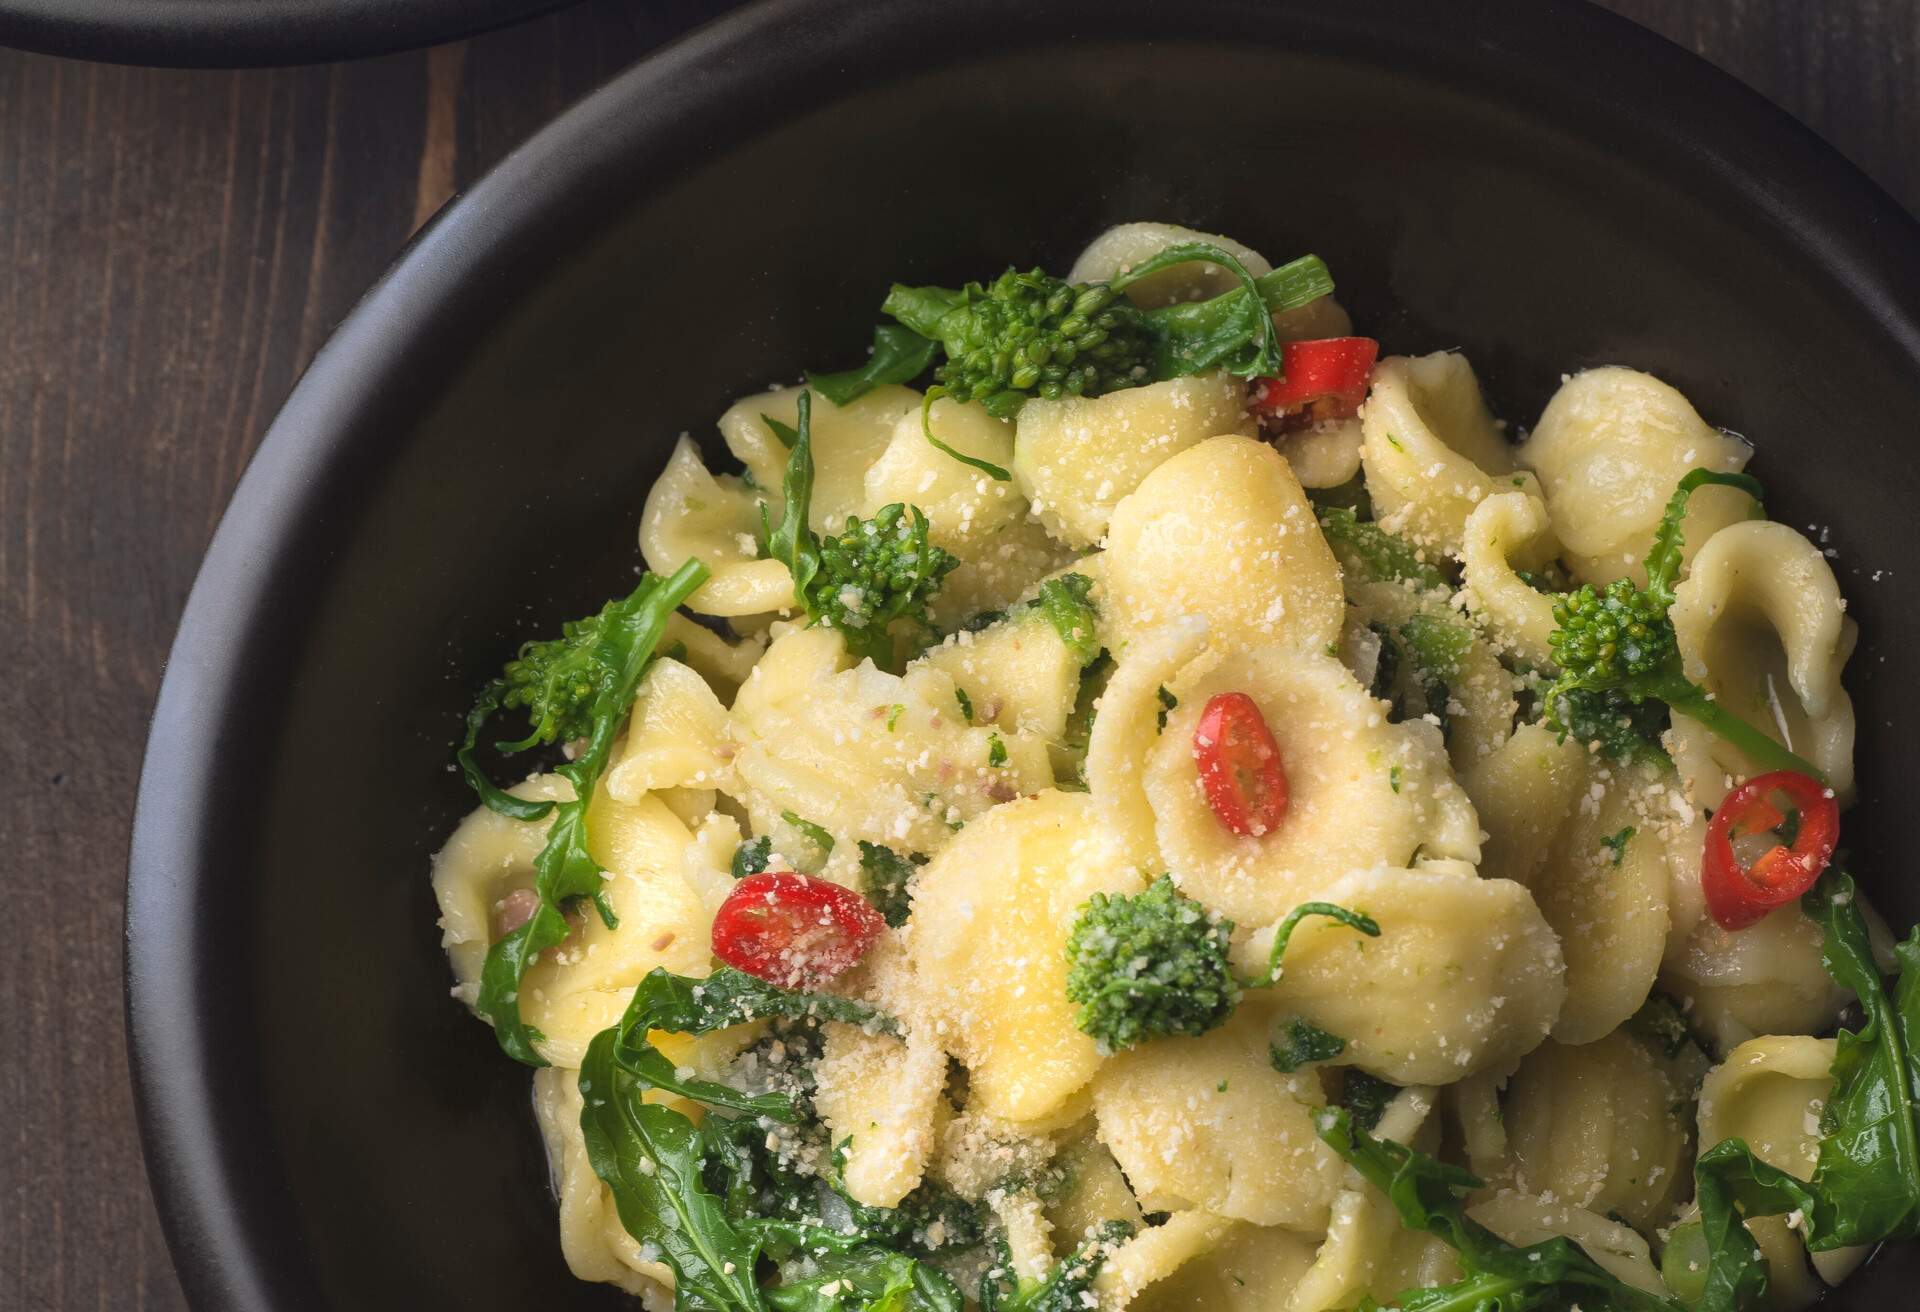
left=1505, top=1031, right=1690, bottom=1230
left=1122, top=1218, right=1319, bottom=1312
left=533, top=1067, right=672, bottom=1300
left=1469, top=1192, right=1669, bottom=1295
left=729, top=625, right=1053, bottom=868
left=1274, top=417, right=1363, bottom=490
left=1091, top=1006, right=1343, bottom=1228
left=1698, top=1036, right=1865, bottom=1308
left=1145, top=645, right=1478, bottom=927
left=1661, top=904, right=1853, bottom=1054
left=1360, top=352, right=1533, bottom=559
left=719, top=383, right=920, bottom=533
left=1461, top=723, right=1589, bottom=890
left=604, top=657, right=735, bottom=803
left=1241, top=866, right=1566, bottom=1084
left=918, top=606, right=1084, bottom=744
left=907, top=790, right=1144, bottom=1123
left=639, top=435, right=793, bottom=616
left=1531, top=772, right=1672, bottom=1044
left=1459, top=490, right=1562, bottom=669
left=1102, top=435, right=1345, bottom=656
left=1518, top=366, right=1753, bottom=586
left=434, top=224, right=1905, bottom=1312
left=433, top=773, right=568, bottom=1002
left=1069, top=221, right=1273, bottom=307
left=1669, top=520, right=1858, bottom=804
left=811, top=1022, right=948, bottom=1208
left=520, top=790, right=714, bottom=1067
left=1013, top=371, right=1253, bottom=549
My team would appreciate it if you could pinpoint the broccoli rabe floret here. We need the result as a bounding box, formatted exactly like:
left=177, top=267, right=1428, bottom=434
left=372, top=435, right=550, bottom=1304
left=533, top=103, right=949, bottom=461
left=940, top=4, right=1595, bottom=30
left=1541, top=468, right=1823, bottom=778
left=1064, top=876, right=1240, bottom=1052
left=491, top=590, right=665, bottom=751
left=809, top=502, right=958, bottom=665
left=882, top=246, right=1332, bottom=478
left=759, top=392, right=956, bottom=668
left=900, top=268, right=1156, bottom=417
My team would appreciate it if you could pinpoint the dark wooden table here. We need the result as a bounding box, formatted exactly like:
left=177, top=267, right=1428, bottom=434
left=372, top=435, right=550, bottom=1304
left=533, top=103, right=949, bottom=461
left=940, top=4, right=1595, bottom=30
left=2, top=1, right=1915, bottom=1307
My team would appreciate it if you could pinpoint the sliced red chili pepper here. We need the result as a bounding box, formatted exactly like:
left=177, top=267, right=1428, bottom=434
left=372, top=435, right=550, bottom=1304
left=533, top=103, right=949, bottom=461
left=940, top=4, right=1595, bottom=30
left=1193, top=691, right=1290, bottom=837
left=711, top=870, right=885, bottom=988
left=1251, top=337, right=1380, bottom=429
left=1702, top=770, right=1838, bottom=931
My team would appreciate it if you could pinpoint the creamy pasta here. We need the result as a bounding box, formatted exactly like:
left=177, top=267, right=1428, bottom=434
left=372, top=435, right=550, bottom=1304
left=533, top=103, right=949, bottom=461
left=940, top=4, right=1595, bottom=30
left=432, top=223, right=1915, bottom=1312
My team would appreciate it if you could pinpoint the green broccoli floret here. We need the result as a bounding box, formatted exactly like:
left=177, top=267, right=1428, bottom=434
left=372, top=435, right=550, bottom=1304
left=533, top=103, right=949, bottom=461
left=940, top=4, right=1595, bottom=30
left=909, top=268, right=1156, bottom=417
left=1541, top=468, right=1823, bottom=778
left=1065, top=883, right=1379, bottom=1055
left=759, top=392, right=957, bottom=668
left=454, top=559, right=711, bottom=1065
left=1064, top=876, right=1240, bottom=1052
left=810, top=502, right=958, bottom=664
left=883, top=244, right=1333, bottom=477
left=1317, top=505, right=1451, bottom=591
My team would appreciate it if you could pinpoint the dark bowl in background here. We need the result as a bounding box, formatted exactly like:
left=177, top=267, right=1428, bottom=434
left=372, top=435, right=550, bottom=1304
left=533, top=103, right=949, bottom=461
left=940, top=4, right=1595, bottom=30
left=0, top=0, right=577, bottom=65
left=126, top=0, right=1920, bottom=1307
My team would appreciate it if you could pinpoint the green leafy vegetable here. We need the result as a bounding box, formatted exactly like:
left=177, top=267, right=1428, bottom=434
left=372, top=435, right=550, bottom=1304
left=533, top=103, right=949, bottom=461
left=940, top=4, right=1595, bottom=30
left=781, top=810, right=836, bottom=869
left=1601, top=826, right=1637, bottom=867
left=1395, top=612, right=1471, bottom=735
left=885, top=248, right=1331, bottom=475
left=1543, top=470, right=1816, bottom=777
left=1690, top=870, right=1920, bottom=1312
left=1155, top=685, right=1177, bottom=732
left=806, top=324, right=939, bottom=406
left=979, top=1221, right=1133, bottom=1312
left=760, top=392, right=958, bottom=668
left=1625, top=991, right=1698, bottom=1062
left=987, top=732, right=1008, bottom=768
left=1270, top=1017, right=1348, bottom=1073
left=1318, top=505, right=1451, bottom=591
left=1057, top=653, right=1114, bottom=789
left=1313, top=1108, right=1684, bottom=1312
left=1398, top=612, right=1471, bottom=680
left=1030, top=573, right=1101, bottom=665
left=1339, top=1071, right=1401, bottom=1133
left=918, top=387, right=1013, bottom=481
left=1115, top=241, right=1284, bottom=381
left=762, top=413, right=801, bottom=449
left=857, top=841, right=926, bottom=928
left=1245, top=901, right=1381, bottom=989
left=954, top=687, right=974, bottom=722
left=732, top=835, right=773, bottom=881
left=886, top=270, right=1156, bottom=417
left=459, top=558, right=710, bottom=1066
left=767, top=1247, right=963, bottom=1312
left=1140, top=251, right=1334, bottom=379
left=578, top=968, right=936, bottom=1312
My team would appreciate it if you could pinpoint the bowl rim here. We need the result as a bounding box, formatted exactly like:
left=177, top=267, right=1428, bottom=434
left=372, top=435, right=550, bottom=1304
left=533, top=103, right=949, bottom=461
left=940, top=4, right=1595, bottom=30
left=125, top=0, right=1920, bottom=1307
left=0, top=0, right=575, bottom=68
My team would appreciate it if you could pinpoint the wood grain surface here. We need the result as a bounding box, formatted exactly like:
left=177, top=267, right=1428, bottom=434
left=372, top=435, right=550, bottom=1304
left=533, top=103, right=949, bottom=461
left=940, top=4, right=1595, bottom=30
left=1, top=1, right=1914, bottom=1307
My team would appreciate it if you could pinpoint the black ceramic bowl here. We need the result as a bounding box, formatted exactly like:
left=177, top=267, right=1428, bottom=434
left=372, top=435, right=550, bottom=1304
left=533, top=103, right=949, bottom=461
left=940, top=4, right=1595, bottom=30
left=127, top=0, right=1920, bottom=1307
left=0, top=0, right=581, bottom=65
